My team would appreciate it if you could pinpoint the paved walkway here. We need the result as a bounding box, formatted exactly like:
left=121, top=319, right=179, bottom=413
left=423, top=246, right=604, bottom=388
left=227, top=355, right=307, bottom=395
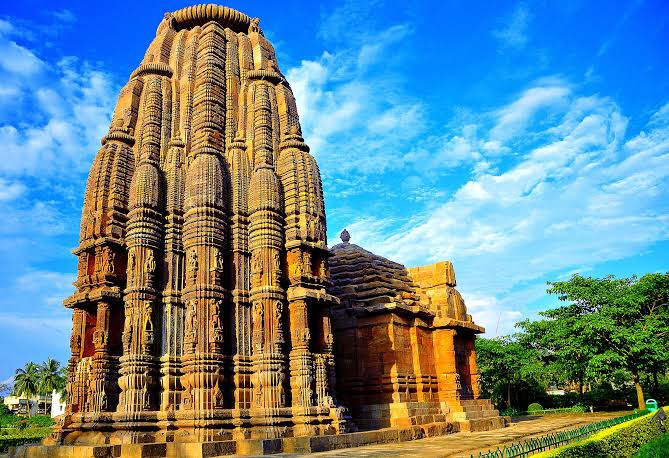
left=277, top=413, right=622, bottom=458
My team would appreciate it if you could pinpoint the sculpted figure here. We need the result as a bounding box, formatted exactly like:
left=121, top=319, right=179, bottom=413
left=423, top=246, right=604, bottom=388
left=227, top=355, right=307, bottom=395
left=122, top=320, right=132, bottom=354
left=185, top=300, right=197, bottom=336
left=215, top=248, right=224, bottom=271
left=127, top=251, right=135, bottom=285
left=143, top=301, right=153, bottom=331
left=249, top=17, right=261, bottom=34
left=145, top=250, right=156, bottom=286
left=252, top=301, right=264, bottom=351
left=251, top=252, right=263, bottom=287
left=211, top=299, right=224, bottom=349
left=104, top=247, right=115, bottom=274
left=188, top=249, right=198, bottom=282
left=293, top=252, right=303, bottom=277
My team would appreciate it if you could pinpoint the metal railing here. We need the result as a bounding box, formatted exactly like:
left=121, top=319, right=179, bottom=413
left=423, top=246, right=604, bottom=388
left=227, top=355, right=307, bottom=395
left=471, top=410, right=648, bottom=458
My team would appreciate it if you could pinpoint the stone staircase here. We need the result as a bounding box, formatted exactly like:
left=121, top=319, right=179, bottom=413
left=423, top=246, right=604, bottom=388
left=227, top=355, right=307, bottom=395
left=447, top=399, right=506, bottom=432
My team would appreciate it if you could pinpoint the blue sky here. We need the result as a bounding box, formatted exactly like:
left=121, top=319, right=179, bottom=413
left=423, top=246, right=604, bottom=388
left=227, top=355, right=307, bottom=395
left=0, top=0, right=668, bottom=382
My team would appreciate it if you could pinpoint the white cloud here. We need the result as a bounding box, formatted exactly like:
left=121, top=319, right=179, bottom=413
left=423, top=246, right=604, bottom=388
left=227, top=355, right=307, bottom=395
left=52, top=9, right=76, bottom=24
left=0, top=38, right=44, bottom=75
left=491, top=84, right=571, bottom=141
left=15, top=270, right=75, bottom=307
left=0, top=313, right=71, bottom=337
left=0, top=178, right=26, bottom=201
left=492, top=3, right=532, bottom=51
left=0, top=52, right=116, bottom=176
left=287, top=25, right=425, bottom=175
left=339, top=90, right=669, bottom=334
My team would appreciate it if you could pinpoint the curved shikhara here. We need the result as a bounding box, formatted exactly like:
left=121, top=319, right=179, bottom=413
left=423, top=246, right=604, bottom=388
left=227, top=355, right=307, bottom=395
left=62, top=5, right=345, bottom=443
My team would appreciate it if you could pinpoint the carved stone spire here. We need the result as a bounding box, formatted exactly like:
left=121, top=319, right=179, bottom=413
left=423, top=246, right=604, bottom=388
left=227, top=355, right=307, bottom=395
left=59, top=4, right=348, bottom=445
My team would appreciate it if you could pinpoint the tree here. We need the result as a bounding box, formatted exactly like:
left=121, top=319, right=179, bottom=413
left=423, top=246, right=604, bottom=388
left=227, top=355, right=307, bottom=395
left=475, top=335, right=551, bottom=409
left=518, top=310, right=595, bottom=400
left=0, top=380, right=11, bottom=397
left=38, top=358, right=63, bottom=415
left=13, top=362, right=39, bottom=417
left=545, top=273, right=669, bottom=410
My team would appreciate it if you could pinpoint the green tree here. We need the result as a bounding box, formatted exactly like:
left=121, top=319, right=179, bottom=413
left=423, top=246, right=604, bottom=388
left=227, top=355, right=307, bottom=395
left=13, top=362, right=39, bottom=417
left=545, top=273, right=669, bottom=410
left=475, top=335, right=550, bottom=409
left=0, top=381, right=11, bottom=397
left=518, top=311, right=594, bottom=399
left=38, top=358, right=63, bottom=415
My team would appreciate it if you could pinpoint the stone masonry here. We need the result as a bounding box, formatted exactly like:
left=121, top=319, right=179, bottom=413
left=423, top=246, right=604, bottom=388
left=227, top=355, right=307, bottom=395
left=13, top=4, right=503, bottom=457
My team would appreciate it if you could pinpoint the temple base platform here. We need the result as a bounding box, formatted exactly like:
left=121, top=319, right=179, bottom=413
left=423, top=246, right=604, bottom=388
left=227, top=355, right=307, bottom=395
left=9, top=415, right=505, bottom=457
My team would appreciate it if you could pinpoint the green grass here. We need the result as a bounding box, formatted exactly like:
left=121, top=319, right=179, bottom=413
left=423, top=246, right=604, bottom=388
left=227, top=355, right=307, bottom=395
left=633, top=432, right=669, bottom=458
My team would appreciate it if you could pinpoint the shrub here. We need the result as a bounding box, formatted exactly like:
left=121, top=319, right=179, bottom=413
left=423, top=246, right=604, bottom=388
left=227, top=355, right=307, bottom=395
left=633, top=432, right=669, bottom=457
left=0, top=427, right=51, bottom=453
left=570, top=404, right=586, bottom=413
left=500, top=407, right=522, bottom=417
left=536, top=410, right=667, bottom=458
left=0, top=414, right=18, bottom=428
left=27, top=415, right=54, bottom=427
left=528, top=402, right=544, bottom=412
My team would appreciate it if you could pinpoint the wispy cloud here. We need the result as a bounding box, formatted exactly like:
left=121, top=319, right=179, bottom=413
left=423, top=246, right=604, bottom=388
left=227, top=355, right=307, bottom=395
left=597, top=0, right=645, bottom=57
left=337, top=86, right=669, bottom=335
left=0, top=16, right=117, bottom=378
left=288, top=22, right=425, bottom=176
left=51, top=9, right=76, bottom=24
left=492, top=3, right=532, bottom=51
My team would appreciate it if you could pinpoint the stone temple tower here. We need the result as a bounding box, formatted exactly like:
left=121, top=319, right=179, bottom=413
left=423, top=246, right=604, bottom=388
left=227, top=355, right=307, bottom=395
left=60, top=5, right=346, bottom=444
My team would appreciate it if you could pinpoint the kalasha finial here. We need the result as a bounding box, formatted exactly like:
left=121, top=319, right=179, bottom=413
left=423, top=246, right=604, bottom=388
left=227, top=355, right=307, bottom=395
left=340, top=229, right=350, bottom=243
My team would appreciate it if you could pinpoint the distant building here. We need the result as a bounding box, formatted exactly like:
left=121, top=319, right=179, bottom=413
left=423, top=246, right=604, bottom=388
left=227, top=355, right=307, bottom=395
left=546, top=387, right=566, bottom=396
left=50, top=390, right=66, bottom=418
left=3, top=392, right=62, bottom=416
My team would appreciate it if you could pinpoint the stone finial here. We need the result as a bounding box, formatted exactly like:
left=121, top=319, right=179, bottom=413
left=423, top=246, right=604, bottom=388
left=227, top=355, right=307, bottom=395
left=340, top=229, right=350, bottom=243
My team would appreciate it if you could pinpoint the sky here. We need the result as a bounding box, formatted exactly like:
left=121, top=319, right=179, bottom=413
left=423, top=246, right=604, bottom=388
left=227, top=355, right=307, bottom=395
left=0, top=0, right=668, bottom=383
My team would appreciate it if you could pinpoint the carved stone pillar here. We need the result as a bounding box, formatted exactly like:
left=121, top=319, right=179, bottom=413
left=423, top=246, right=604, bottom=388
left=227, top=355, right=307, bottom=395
left=315, top=307, right=336, bottom=408
left=228, top=136, right=252, bottom=411
left=118, top=73, right=165, bottom=416
left=66, top=309, right=84, bottom=415
left=289, top=299, right=313, bottom=409
left=89, top=301, right=118, bottom=412
left=248, top=79, right=288, bottom=438
left=160, top=138, right=185, bottom=412
left=180, top=22, right=229, bottom=421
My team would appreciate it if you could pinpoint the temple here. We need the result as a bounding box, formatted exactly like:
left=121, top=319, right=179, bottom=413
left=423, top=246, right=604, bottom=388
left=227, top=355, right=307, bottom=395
left=16, top=4, right=502, bottom=457
left=329, top=231, right=502, bottom=432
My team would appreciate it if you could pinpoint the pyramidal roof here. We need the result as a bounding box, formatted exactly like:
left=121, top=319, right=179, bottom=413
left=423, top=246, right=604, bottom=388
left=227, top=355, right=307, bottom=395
left=329, top=230, right=432, bottom=316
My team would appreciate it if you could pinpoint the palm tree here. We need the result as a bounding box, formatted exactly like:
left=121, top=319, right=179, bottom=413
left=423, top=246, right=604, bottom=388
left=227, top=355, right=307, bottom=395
left=13, top=362, right=39, bottom=417
left=38, top=358, right=62, bottom=415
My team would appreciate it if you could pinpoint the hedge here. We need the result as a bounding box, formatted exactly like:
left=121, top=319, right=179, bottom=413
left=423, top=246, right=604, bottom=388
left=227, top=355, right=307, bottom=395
left=0, top=427, right=52, bottom=453
left=534, top=409, right=667, bottom=458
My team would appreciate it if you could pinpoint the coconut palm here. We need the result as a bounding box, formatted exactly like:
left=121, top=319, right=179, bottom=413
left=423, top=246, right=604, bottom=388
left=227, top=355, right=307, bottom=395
left=38, top=358, right=62, bottom=415
left=13, top=362, right=39, bottom=416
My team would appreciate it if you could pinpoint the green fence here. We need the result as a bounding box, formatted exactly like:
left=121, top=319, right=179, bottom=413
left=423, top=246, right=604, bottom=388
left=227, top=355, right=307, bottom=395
left=471, top=410, right=648, bottom=458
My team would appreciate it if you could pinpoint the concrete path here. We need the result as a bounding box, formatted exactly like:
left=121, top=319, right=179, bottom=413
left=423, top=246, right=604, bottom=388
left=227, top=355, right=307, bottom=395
left=276, top=412, right=622, bottom=458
